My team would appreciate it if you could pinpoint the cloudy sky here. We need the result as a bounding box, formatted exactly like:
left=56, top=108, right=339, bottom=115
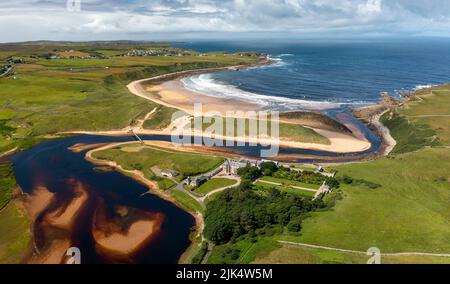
left=1, top=0, right=450, bottom=42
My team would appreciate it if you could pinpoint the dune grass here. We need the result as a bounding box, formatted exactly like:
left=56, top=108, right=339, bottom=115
left=193, top=116, right=330, bottom=145
left=143, top=107, right=182, bottom=130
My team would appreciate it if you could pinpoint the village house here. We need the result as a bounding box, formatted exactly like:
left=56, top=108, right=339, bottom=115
left=185, top=175, right=209, bottom=187
left=161, top=170, right=179, bottom=178
left=223, top=159, right=280, bottom=176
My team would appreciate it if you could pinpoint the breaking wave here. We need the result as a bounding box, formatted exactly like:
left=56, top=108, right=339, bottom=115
left=181, top=73, right=371, bottom=111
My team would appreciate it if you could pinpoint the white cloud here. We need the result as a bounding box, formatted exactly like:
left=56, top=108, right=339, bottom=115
left=1, top=0, right=450, bottom=42
left=358, top=0, right=382, bottom=15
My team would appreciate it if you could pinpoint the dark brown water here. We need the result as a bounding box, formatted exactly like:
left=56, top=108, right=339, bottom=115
left=12, top=135, right=196, bottom=264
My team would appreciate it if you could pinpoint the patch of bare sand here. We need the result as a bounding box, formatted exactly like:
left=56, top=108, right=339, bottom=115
left=28, top=240, right=71, bottom=265
left=92, top=204, right=165, bottom=256
left=42, top=183, right=88, bottom=231
left=26, top=181, right=91, bottom=264
left=69, top=143, right=110, bottom=153
left=24, top=186, right=55, bottom=220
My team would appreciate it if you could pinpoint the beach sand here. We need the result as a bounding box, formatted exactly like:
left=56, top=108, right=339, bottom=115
left=26, top=182, right=89, bottom=264
left=92, top=203, right=165, bottom=256
left=24, top=186, right=55, bottom=220
left=131, top=79, right=262, bottom=116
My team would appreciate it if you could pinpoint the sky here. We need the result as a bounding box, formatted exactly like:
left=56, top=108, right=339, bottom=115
left=1, top=0, right=450, bottom=42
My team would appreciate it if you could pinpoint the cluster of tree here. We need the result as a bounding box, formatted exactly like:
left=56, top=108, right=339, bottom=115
left=236, top=162, right=340, bottom=190
left=203, top=182, right=325, bottom=244
left=0, top=120, right=15, bottom=138
left=236, top=162, right=279, bottom=182
left=237, top=166, right=262, bottom=181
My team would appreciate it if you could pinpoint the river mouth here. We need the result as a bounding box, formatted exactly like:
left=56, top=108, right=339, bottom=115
left=11, top=115, right=381, bottom=263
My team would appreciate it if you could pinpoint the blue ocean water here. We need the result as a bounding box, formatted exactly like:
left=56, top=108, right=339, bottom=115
left=175, top=39, right=450, bottom=111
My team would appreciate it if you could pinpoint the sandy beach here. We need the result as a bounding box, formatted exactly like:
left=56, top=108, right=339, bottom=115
left=142, top=80, right=262, bottom=115
left=122, top=65, right=374, bottom=154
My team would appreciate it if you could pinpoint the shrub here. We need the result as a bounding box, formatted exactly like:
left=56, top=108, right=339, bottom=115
left=287, top=217, right=303, bottom=232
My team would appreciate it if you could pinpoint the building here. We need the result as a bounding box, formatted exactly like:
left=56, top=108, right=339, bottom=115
left=223, top=159, right=279, bottom=176
left=161, top=170, right=179, bottom=178
left=223, top=159, right=249, bottom=175
left=314, top=182, right=332, bottom=200
left=185, top=175, right=209, bottom=187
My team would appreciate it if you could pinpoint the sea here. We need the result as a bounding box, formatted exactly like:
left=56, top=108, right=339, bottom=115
left=174, top=38, right=450, bottom=111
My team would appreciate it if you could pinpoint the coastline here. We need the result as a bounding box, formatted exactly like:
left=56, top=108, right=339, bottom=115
left=353, top=96, right=398, bottom=158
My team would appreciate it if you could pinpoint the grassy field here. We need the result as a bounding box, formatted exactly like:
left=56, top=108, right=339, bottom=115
left=244, top=84, right=450, bottom=264
left=255, top=182, right=316, bottom=199
left=401, top=84, right=450, bottom=144
left=93, top=144, right=224, bottom=188
left=0, top=163, right=16, bottom=210
left=207, top=237, right=281, bottom=264
left=259, top=176, right=321, bottom=190
left=285, top=148, right=450, bottom=253
left=0, top=202, right=31, bottom=264
left=253, top=243, right=450, bottom=264
left=193, top=178, right=238, bottom=196
left=171, top=190, right=204, bottom=215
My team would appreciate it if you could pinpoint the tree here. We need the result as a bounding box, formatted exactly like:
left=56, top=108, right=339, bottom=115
left=341, top=175, right=354, bottom=184
left=237, top=166, right=262, bottom=181
left=287, top=217, right=303, bottom=232
left=259, top=162, right=279, bottom=176
left=326, top=177, right=340, bottom=189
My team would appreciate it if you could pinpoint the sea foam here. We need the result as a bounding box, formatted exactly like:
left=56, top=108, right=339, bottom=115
left=181, top=73, right=344, bottom=111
